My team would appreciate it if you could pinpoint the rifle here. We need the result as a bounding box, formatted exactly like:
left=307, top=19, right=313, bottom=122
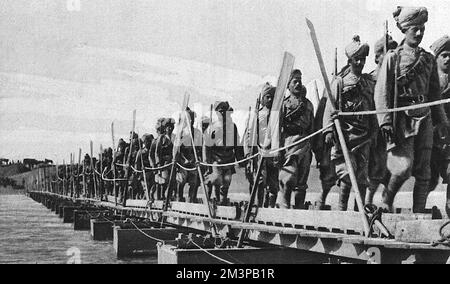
left=123, top=110, right=136, bottom=205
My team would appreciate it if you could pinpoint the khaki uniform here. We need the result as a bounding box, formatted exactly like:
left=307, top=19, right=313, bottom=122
left=176, top=127, right=202, bottom=202
left=312, top=96, right=337, bottom=209
left=135, top=146, right=153, bottom=200
left=244, top=106, right=279, bottom=207
left=375, top=45, right=448, bottom=212
left=204, top=118, right=244, bottom=205
left=155, top=134, right=174, bottom=199
left=278, top=88, right=315, bottom=209
left=324, top=71, right=377, bottom=210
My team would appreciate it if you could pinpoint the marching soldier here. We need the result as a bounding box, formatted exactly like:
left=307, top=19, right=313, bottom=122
left=324, top=36, right=377, bottom=211
left=278, top=70, right=315, bottom=209
left=155, top=118, right=175, bottom=200
left=429, top=35, right=450, bottom=217
left=244, top=83, right=279, bottom=208
left=204, top=101, right=244, bottom=205
left=135, top=134, right=155, bottom=200
left=114, top=139, right=128, bottom=202
left=365, top=35, right=398, bottom=205
left=127, top=132, right=142, bottom=200
left=375, top=7, right=449, bottom=213
left=177, top=108, right=202, bottom=202
left=83, top=154, right=94, bottom=198
left=102, top=147, right=114, bottom=197
left=150, top=118, right=164, bottom=200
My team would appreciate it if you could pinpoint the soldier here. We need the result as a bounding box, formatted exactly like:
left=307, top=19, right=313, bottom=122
left=83, top=154, right=94, bottom=198
left=204, top=101, right=244, bottom=205
left=324, top=36, right=377, bottom=211
left=127, top=132, right=142, bottom=200
left=177, top=108, right=202, bottom=202
left=155, top=118, right=175, bottom=200
left=429, top=35, right=450, bottom=217
left=150, top=118, right=164, bottom=200
left=135, top=134, right=155, bottom=200
left=244, top=83, right=279, bottom=208
left=375, top=7, right=449, bottom=213
left=102, top=147, right=114, bottom=197
left=278, top=69, right=315, bottom=209
left=114, top=139, right=128, bottom=202
left=365, top=35, right=398, bottom=205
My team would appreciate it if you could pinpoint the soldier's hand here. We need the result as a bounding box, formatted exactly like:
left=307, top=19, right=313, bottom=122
left=436, top=123, right=450, bottom=139
left=324, top=133, right=335, bottom=147
left=381, top=125, right=394, bottom=144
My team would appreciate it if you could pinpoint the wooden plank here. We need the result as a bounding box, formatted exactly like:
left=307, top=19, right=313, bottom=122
left=107, top=195, right=116, bottom=203
left=381, top=213, right=432, bottom=235
left=125, top=199, right=148, bottom=208
left=151, top=200, right=164, bottom=210
left=254, top=208, right=363, bottom=233
left=395, top=220, right=450, bottom=244
left=170, top=202, right=237, bottom=220
left=262, top=52, right=295, bottom=153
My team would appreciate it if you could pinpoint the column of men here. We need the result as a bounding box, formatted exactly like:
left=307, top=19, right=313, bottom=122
left=56, top=6, right=450, bottom=216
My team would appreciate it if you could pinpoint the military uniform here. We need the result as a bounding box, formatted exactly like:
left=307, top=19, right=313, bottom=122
left=365, top=35, right=399, bottom=205
left=244, top=84, right=279, bottom=208
left=177, top=123, right=202, bottom=202
left=204, top=101, right=244, bottom=205
left=375, top=20, right=449, bottom=212
left=428, top=36, right=450, bottom=218
left=278, top=86, right=315, bottom=209
left=312, top=95, right=337, bottom=209
left=155, top=129, right=174, bottom=200
left=324, top=68, right=377, bottom=210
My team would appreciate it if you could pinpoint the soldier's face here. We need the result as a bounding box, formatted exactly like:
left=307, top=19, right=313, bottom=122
left=165, top=125, right=173, bottom=134
left=350, top=56, right=366, bottom=75
left=437, top=51, right=450, bottom=73
left=262, top=94, right=274, bottom=109
left=288, top=77, right=303, bottom=95
left=405, top=25, right=425, bottom=47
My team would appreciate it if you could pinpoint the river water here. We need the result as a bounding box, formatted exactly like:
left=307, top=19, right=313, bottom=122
left=0, top=188, right=156, bottom=264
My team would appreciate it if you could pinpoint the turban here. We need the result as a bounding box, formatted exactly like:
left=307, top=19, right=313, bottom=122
left=162, top=118, right=175, bottom=127
left=118, top=138, right=126, bottom=147
left=155, top=118, right=164, bottom=132
left=261, top=83, right=276, bottom=98
left=393, top=6, right=428, bottom=32
left=289, top=69, right=302, bottom=83
left=430, top=35, right=450, bottom=57
left=374, top=35, right=398, bottom=55
left=345, top=35, right=370, bottom=59
left=185, top=107, right=196, bottom=121
left=214, top=101, right=233, bottom=113
left=201, top=116, right=211, bottom=125
left=142, top=134, right=154, bottom=142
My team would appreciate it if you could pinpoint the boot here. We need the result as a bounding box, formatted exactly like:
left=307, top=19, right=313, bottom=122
left=381, top=175, right=405, bottom=213
left=413, top=180, right=429, bottom=213
left=316, top=183, right=332, bottom=210
left=267, top=193, right=277, bottom=208
left=365, top=181, right=379, bottom=205
left=293, top=190, right=306, bottom=209
left=338, top=182, right=351, bottom=211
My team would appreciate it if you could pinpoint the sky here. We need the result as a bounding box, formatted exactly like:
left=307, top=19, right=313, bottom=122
left=1, top=0, right=449, bottom=163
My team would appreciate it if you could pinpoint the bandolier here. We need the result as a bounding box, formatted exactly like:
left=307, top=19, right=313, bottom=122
left=278, top=70, right=315, bottom=209
left=375, top=6, right=449, bottom=213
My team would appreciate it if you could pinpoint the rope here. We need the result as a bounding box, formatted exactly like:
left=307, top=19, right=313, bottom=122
left=338, top=97, right=450, bottom=116
left=184, top=236, right=234, bottom=264
left=144, top=163, right=174, bottom=171
left=129, top=220, right=165, bottom=242
left=269, top=123, right=334, bottom=154
left=199, top=152, right=260, bottom=168
left=431, top=221, right=450, bottom=247
left=176, top=163, right=198, bottom=172
left=101, top=167, right=127, bottom=182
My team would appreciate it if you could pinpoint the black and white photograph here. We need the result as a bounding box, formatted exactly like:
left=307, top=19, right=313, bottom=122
left=0, top=0, right=449, bottom=266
